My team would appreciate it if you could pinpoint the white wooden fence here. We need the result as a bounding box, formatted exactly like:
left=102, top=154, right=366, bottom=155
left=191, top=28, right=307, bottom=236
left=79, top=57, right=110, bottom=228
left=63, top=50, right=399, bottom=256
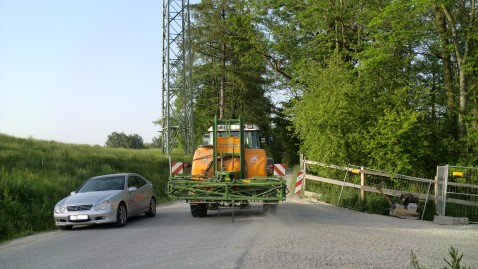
left=299, top=155, right=478, bottom=222
left=300, top=157, right=433, bottom=200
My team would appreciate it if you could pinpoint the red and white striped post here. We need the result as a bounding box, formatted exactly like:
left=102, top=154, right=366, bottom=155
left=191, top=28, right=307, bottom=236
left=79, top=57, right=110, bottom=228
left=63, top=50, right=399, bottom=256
left=171, top=162, right=184, bottom=174
left=273, top=164, right=286, bottom=176
left=295, top=171, right=305, bottom=195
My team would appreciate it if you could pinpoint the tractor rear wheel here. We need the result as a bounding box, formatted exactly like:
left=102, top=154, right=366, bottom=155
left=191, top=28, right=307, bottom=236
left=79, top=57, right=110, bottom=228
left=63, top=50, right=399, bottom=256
left=190, top=203, right=207, bottom=217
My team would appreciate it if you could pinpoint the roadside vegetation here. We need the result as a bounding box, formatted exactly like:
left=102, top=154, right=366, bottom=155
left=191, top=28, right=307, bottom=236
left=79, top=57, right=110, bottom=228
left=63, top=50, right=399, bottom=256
left=410, top=246, right=475, bottom=269
left=306, top=180, right=437, bottom=221
left=0, top=134, right=188, bottom=242
left=183, top=0, right=478, bottom=179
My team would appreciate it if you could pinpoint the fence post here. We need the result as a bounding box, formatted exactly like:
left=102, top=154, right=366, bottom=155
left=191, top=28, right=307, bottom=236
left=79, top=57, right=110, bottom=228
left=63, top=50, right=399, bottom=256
left=360, top=166, right=365, bottom=200
left=299, top=154, right=305, bottom=193
left=300, top=153, right=306, bottom=171
left=168, top=156, right=172, bottom=177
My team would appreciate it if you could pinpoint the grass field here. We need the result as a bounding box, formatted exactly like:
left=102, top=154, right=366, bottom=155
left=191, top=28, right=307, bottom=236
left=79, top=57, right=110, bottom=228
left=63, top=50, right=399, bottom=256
left=0, top=134, right=188, bottom=242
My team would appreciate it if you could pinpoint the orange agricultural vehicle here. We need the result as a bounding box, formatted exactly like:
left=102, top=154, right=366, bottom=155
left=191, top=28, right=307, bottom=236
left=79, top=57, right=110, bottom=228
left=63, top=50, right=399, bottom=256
left=167, top=117, right=287, bottom=217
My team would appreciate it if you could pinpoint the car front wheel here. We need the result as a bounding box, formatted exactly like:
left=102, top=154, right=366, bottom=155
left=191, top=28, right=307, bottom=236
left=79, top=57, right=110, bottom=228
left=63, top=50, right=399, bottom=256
left=145, top=198, right=156, bottom=217
left=114, top=203, right=127, bottom=227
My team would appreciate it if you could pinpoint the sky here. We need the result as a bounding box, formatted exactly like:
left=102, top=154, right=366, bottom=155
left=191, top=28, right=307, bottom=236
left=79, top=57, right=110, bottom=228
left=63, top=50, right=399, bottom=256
left=0, top=0, right=164, bottom=145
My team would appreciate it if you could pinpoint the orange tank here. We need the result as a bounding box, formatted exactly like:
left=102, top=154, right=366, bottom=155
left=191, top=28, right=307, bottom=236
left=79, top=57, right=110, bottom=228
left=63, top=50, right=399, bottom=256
left=191, top=146, right=214, bottom=179
left=191, top=147, right=267, bottom=179
left=244, top=149, right=267, bottom=178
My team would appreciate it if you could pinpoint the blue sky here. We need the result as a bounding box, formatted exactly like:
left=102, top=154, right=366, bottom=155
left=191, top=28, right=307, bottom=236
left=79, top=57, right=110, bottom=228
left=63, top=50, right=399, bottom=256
left=0, top=0, right=163, bottom=145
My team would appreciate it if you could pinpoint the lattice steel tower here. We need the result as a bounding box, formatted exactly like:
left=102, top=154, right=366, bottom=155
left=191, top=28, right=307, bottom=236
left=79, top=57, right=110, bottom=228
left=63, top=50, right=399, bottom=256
left=161, top=0, right=194, bottom=155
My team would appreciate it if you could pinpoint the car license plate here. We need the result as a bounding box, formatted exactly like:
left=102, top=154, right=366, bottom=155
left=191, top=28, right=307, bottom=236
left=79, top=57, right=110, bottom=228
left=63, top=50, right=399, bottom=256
left=69, top=215, right=88, bottom=221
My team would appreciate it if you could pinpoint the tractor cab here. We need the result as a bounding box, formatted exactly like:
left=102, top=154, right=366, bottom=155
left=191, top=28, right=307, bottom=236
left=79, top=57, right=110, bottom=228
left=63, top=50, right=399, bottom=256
left=204, top=124, right=261, bottom=149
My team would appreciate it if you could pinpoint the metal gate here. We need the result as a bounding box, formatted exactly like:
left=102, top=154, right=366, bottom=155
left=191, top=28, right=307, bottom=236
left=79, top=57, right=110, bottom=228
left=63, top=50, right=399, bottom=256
left=435, top=165, right=478, bottom=222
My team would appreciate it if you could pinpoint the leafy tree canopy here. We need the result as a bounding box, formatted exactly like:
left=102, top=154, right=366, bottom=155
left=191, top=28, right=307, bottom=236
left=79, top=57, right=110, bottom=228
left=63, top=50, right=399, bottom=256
left=105, top=132, right=144, bottom=149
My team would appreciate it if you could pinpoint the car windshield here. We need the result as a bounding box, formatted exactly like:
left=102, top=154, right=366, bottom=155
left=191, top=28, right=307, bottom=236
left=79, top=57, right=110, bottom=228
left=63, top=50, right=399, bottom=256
left=77, top=176, right=125, bottom=193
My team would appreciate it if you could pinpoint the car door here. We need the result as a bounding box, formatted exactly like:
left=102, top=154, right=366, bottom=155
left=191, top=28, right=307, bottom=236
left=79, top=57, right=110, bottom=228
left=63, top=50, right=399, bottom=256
left=134, top=176, right=149, bottom=211
left=126, top=175, right=143, bottom=215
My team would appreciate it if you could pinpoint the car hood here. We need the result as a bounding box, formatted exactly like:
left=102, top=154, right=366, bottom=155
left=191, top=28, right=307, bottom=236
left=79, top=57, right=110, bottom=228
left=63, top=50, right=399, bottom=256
left=63, top=190, right=121, bottom=205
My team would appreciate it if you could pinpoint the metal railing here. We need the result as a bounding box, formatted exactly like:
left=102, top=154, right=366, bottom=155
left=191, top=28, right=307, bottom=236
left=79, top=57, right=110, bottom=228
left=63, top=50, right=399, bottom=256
left=299, top=156, right=478, bottom=222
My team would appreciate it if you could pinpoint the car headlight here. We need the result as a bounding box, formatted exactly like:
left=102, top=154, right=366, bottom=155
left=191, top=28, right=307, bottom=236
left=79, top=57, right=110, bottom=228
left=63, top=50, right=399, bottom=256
left=94, top=200, right=111, bottom=211
left=54, top=203, right=66, bottom=213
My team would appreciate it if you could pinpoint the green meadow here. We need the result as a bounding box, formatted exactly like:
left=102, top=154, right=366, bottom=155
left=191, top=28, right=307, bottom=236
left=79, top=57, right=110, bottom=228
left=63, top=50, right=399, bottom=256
left=0, top=134, right=187, bottom=242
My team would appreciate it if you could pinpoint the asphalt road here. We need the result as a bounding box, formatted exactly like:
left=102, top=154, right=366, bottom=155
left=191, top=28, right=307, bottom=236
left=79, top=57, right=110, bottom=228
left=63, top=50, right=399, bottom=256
left=1, top=197, right=477, bottom=269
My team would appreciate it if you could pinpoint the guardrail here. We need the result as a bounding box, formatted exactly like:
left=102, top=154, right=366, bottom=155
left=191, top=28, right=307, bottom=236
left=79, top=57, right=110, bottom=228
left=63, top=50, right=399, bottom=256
left=299, top=155, right=478, bottom=222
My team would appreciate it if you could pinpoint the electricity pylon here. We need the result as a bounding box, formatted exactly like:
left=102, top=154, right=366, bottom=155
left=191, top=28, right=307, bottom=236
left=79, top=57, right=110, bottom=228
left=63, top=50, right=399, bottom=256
left=161, top=0, right=194, bottom=156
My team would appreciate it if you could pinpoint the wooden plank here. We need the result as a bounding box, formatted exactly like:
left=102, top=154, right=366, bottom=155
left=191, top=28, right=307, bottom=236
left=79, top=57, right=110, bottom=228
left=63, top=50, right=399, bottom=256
left=305, top=174, right=360, bottom=189
left=362, top=169, right=433, bottom=184
left=305, top=174, right=433, bottom=200
left=304, top=160, right=433, bottom=184
left=304, top=160, right=349, bottom=171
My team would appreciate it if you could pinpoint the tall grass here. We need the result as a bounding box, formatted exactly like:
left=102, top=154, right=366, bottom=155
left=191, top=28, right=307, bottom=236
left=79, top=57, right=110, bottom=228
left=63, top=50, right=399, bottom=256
left=0, top=134, right=189, bottom=242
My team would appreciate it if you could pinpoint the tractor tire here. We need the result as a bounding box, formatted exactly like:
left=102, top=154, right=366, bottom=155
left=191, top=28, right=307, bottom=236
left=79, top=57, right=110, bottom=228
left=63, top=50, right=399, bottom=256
left=190, top=203, right=207, bottom=218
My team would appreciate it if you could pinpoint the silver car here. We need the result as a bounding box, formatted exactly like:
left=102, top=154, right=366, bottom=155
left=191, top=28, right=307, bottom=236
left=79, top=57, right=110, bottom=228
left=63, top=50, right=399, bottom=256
left=54, top=173, right=156, bottom=230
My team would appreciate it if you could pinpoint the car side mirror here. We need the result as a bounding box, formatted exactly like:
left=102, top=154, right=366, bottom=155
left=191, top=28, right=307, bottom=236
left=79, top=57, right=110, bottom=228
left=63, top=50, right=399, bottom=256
left=70, top=191, right=76, bottom=196
left=128, top=187, right=138, bottom=192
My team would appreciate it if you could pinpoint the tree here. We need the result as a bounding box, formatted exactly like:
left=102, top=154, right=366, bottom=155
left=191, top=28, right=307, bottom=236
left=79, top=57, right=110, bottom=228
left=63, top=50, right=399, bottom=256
left=105, top=132, right=144, bottom=149
left=150, top=136, right=162, bottom=149
left=269, top=104, right=300, bottom=165
left=292, top=57, right=365, bottom=165
left=175, top=0, right=477, bottom=174
left=434, top=0, right=478, bottom=163
left=190, top=0, right=273, bottom=143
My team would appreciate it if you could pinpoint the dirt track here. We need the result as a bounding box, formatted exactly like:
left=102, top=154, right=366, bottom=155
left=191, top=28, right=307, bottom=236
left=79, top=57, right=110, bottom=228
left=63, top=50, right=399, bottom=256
left=1, top=196, right=477, bottom=269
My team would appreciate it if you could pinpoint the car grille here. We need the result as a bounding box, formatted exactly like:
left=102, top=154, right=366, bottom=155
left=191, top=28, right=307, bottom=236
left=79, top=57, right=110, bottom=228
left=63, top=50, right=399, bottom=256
left=67, top=205, right=93, bottom=211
